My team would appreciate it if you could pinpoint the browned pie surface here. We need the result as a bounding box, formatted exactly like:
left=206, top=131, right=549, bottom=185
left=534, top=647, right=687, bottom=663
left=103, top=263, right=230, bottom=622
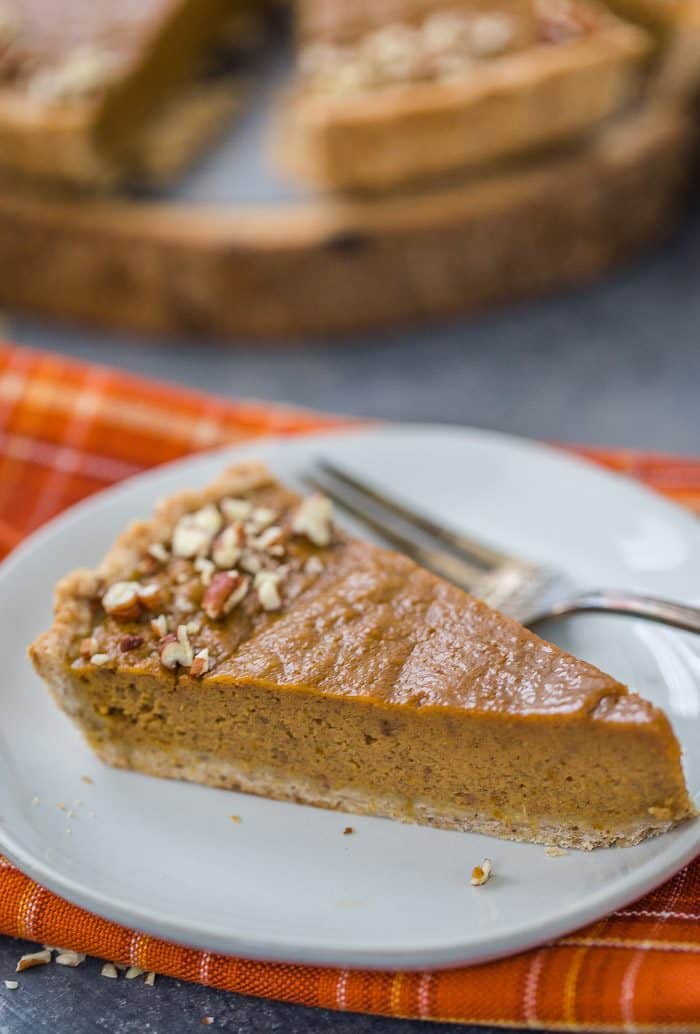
left=220, top=538, right=625, bottom=715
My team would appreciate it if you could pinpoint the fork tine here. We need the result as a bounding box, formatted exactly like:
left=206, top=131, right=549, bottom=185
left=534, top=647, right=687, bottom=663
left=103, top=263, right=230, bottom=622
left=317, top=459, right=508, bottom=570
left=305, top=474, right=485, bottom=593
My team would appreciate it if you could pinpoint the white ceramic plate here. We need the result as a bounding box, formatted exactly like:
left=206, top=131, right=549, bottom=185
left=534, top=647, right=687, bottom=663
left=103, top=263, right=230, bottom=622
left=1, top=425, right=698, bottom=970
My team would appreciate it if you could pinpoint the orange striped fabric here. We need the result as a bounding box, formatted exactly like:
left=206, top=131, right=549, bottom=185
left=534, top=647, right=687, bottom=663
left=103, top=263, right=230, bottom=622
left=0, top=341, right=698, bottom=1031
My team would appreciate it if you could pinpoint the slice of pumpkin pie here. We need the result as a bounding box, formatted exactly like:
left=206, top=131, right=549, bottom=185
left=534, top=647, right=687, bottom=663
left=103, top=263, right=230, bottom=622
left=29, top=461, right=695, bottom=849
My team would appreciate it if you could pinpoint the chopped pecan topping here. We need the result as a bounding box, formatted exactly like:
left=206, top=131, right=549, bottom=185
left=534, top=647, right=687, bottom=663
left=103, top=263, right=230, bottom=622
left=136, top=583, right=163, bottom=611
left=255, top=570, right=283, bottom=611
left=174, top=593, right=195, bottom=614
left=304, top=556, right=324, bottom=576
left=28, top=46, right=120, bottom=103
left=172, top=504, right=222, bottom=558
left=251, top=525, right=285, bottom=556
left=159, top=625, right=194, bottom=670
left=292, top=494, right=333, bottom=547
left=470, top=14, right=514, bottom=56
left=194, top=557, right=216, bottom=585
left=239, top=550, right=262, bottom=575
left=102, top=581, right=141, bottom=621
left=150, top=614, right=168, bottom=637
left=220, top=497, right=252, bottom=521
left=301, top=5, right=528, bottom=96
left=248, top=506, right=277, bottom=532
left=423, top=11, right=473, bottom=52
left=212, top=522, right=245, bottom=569
left=79, top=636, right=97, bottom=657
left=119, top=634, right=144, bottom=652
left=202, top=571, right=249, bottom=619
left=189, top=649, right=211, bottom=678
left=147, top=542, right=169, bottom=564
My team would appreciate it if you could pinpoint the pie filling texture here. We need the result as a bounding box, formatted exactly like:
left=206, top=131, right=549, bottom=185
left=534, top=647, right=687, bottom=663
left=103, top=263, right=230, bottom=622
left=29, top=461, right=695, bottom=850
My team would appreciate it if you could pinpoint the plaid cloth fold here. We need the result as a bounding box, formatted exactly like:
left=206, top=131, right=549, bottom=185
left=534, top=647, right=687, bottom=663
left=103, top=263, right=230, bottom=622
left=0, top=341, right=698, bottom=1032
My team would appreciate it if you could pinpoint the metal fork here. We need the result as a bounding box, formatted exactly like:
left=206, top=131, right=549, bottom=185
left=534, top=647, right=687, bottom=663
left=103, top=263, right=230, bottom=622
left=306, top=460, right=700, bottom=635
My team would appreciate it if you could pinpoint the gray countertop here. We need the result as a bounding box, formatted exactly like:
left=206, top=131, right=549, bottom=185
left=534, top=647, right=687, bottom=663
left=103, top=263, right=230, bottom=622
left=1, top=199, right=699, bottom=1034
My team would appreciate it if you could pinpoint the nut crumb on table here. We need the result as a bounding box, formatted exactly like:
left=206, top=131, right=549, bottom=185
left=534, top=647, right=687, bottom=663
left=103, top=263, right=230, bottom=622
left=16, top=949, right=51, bottom=972
left=55, top=950, right=86, bottom=967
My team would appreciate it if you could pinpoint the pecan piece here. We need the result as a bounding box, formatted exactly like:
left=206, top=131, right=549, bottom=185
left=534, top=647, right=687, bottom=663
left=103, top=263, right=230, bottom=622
left=171, top=504, right=222, bottom=559
left=119, top=634, right=144, bottom=652
left=255, top=570, right=283, bottom=612
left=189, top=648, right=211, bottom=678
left=79, top=636, right=98, bottom=657
left=220, top=497, right=252, bottom=521
left=150, top=614, right=168, bottom=637
left=292, top=494, right=333, bottom=547
left=137, top=582, right=163, bottom=611
left=202, top=571, right=249, bottom=619
left=212, top=522, right=245, bottom=569
left=101, top=581, right=141, bottom=621
left=158, top=625, right=194, bottom=670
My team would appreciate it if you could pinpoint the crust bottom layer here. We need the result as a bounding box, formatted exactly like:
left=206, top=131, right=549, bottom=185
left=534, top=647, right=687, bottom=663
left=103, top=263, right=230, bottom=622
left=92, top=737, right=683, bottom=851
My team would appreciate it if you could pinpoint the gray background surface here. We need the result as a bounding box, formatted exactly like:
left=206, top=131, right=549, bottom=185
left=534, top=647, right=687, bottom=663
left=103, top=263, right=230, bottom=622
left=1, top=191, right=699, bottom=1033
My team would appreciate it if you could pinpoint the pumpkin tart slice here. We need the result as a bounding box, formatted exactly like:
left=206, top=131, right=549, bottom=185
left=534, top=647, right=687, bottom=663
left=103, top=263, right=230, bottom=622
left=29, top=461, right=695, bottom=849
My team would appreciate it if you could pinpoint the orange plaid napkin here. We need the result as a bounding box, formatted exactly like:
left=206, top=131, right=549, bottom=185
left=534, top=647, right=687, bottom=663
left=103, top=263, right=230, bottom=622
left=1, top=341, right=699, bottom=1031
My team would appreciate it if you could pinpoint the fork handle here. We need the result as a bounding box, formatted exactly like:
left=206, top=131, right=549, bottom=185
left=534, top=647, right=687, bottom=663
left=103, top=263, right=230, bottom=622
left=537, top=590, right=700, bottom=635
